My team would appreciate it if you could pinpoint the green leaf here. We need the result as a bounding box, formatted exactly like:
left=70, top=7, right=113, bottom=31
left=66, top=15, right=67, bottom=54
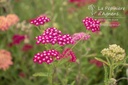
left=71, top=81, right=75, bottom=85
left=33, top=72, right=48, bottom=77
left=58, top=59, right=68, bottom=66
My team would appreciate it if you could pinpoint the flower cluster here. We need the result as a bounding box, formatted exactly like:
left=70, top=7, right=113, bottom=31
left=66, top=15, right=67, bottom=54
left=110, top=21, right=120, bottom=28
left=30, top=16, right=50, bottom=26
left=9, top=34, right=25, bottom=47
left=6, top=14, right=19, bottom=26
left=89, top=59, right=103, bottom=67
left=71, top=32, right=90, bottom=43
left=61, top=48, right=76, bottom=62
left=101, top=44, right=125, bottom=62
left=69, top=0, right=97, bottom=7
left=33, top=49, right=60, bottom=64
left=22, top=44, right=33, bottom=52
left=36, top=27, right=73, bottom=46
left=0, top=49, right=13, bottom=71
left=83, top=17, right=100, bottom=32
left=0, top=14, right=19, bottom=31
left=0, top=16, right=8, bottom=31
left=16, top=20, right=32, bottom=33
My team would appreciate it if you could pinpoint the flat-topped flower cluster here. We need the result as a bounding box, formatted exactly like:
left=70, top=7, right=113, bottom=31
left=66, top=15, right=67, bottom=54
left=30, top=15, right=100, bottom=64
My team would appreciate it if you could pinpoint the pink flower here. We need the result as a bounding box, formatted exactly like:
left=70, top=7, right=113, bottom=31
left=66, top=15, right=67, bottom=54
left=22, top=44, right=33, bottom=52
left=83, top=17, right=100, bottom=32
left=6, top=14, right=19, bottom=26
left=33, top=49, right=61, bottom=64
left=0, top=49, right=13, bottom=71
left=0, top=16, right=9, bottom=31
left=36, top=27, right=73, bottom=46
left=69, top=0, right=97, bottom=7
left=89, top=59, right=103, bottom=67
left=110, top=21, right=120, bottom=28
left=30, top=16, right=50, bottom=26
left=71, top=32, right=90, bottom=43
left=60, top=48, right=76, bottom=62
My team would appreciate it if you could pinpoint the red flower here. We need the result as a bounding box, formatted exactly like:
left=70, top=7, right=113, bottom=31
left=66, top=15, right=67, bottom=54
left=19, top=72, right=26, bottom=78
left=89, top=59, right=103, bottom=67
left=110, top=21, right=120, bottom=28
left=12, top=34, right=25, bottom=44
left=8, top=34, right=25, bottom=47
left=22, top=44, right=33, bottom=52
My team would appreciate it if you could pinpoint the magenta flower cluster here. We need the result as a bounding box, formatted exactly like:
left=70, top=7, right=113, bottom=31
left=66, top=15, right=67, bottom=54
left=83, top=17, right=100, bottom=32
left=36, top=27, right=73, bottom=46
left=61, top=48, right=76, bottom=62
left=71, top=32, right=90, bottom=43
left=33, top=49, right=60, bottom=64
left=31, top=15, right=100, bottom=65
left=30, top=16, right=50, bottom=26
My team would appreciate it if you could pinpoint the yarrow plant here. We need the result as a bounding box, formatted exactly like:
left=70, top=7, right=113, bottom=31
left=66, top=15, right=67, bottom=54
left=83, top=17, right=100, bottom=32
left=71, top=32, right=90, bottom=44
left=30, top=16, right=50, bottom=26
left=60, top=48, right=76, bottom=62
left=35, top=27, right=73, bottom=46
left=96, top=44, right=126, bottom=85
left=33, top=49, right=61, bottom=64
left=0, top=49, right=13, bottom=71
left=31, top=15, right=100, bottom=84
left=0, top=14, right=19, bottom=31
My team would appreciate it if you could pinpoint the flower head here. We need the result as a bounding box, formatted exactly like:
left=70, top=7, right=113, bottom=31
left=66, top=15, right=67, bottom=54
left=36, top=27, right=73, bottom=46
left=71, top=32, right=90, bottom=43
left=0, top=49, right=13, bottom=71
left=19, top=72, right=26, bottom=78
left=30, top=16, right=50, bottom=26
left=6, top=14, right=19, bottom=26
left=0, top=16, right=9, bottom=31
left=101, top=44, right=125, bottom=62
left=22, top=44, right=33, bottom=52
left=60, top=48, right=76, bottom=62
left=33, top=49, right=60, bottom=64
left=12, top=34, right=25, bottom=45
left=83, top=17, right=100, bottom=32
left=110, top=21, right=120, bottom=28
left=89, top=59, right=103, bottom=67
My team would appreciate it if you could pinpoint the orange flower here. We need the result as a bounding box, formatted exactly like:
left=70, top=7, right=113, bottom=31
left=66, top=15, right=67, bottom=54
left=0, top=16, right=9, bottom=31
left=6, top=14, right=19, bottom=26
left=0, top=49, right=13, bottom=71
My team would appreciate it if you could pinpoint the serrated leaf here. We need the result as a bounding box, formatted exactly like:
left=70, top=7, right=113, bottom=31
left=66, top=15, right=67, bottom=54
left=33, top=72, right=48, bottom=77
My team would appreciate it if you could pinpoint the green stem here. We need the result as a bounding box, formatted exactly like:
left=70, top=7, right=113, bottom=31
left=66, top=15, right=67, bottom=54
left=109, top=65, right=113, bottom=79
left=50, top=0, right=54, bottom=26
